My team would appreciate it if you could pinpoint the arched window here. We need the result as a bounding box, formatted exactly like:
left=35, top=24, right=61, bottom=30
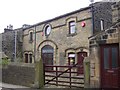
left=29, top=54, right=32, bottom=63
left=25, top=53, right=28, bottom=63
left=42, top=45, right=54, bottom=54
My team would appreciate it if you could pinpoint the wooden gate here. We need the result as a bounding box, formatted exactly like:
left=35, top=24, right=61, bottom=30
left=44, top=63, right=84, bottom=88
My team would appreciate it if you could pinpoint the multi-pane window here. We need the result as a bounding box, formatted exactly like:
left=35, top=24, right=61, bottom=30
left=69, top=21, right=76, bottom=34
left=29, top=32, right=33, bottom=42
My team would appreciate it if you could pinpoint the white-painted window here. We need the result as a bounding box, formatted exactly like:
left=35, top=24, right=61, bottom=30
left=100, top=19, right=104, bottom=31
left=68, top=53, right=75, bottom=65
left=69, top=21, right=76, bottom=34
left=44, top=24, right=51, bottom=36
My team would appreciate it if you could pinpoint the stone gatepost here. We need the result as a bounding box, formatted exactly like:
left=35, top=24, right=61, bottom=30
left=89, top=45, right=100, bottom=88
left=84, top=57, right=90, bottom=88
left=34, top=59, right=44, bottom=89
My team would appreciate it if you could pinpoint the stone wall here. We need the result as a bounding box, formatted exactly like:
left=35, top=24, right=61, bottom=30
left=89, top=45, right=100, bottom=88
left=2, top=63, right=35, bottom=87
left=15, top=28, right=23, bottom=62
left=2, top=28, right=23, bottom=61
left=2, top=29, right=15, bottom=60
left=112, top=2, right=120, bottom=23
left=92, top=2, right=113, bottom=34
left=0, top=33, right=2, bottom=53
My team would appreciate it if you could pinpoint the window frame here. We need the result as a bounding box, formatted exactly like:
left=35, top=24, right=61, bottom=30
left=100, top=19, right=104, bottom=31
left=25, top=53, right=28, bottom=63
left=29, top=54, right=32, bottom=63
left=29, top=32, right=33, bottom=42
left=44, top=24, right=52, bottom=36
left=68, top=52, right=75, bottom=65
left=69, top=21, right=76, bottom=34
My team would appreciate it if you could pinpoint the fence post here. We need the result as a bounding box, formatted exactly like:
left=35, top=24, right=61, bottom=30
left=56, top=66, right=58, bottom=86
left=34, top=59, right=44, bottom=89
left=69, top=67, right=71, bottom=88
left=83, top=57, right=90, bottom=88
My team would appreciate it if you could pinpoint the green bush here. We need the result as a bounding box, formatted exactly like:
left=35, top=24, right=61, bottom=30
left=0, top=57, right=10, bottom=66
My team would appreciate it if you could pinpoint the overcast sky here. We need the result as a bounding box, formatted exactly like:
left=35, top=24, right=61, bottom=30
left=0, top=0, right=102, bottom=33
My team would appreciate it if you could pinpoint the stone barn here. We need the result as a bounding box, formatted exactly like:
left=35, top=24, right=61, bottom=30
left=22, top=2, right=115, bottom=88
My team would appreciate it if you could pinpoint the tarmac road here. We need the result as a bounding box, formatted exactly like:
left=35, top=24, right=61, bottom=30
left=0, top=82, right=33, bottom=90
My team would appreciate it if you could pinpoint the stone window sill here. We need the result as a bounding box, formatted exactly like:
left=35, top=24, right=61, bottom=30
left=29, top=40, right=33, bottom=43
left=67, top=33, right=77, bottom=37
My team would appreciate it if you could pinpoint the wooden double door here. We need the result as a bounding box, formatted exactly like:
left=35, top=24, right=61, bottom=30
left=41, top=45, right=54, bottom=70
left=42, top=53, right=53, bottom=66
left=101, top=44, right=120, bottom=88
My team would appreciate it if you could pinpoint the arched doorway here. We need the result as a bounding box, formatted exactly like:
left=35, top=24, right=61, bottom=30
left=41, top=45, right=54, bottom=70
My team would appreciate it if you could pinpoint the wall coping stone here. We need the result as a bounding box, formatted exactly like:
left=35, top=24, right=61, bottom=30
left=8, top=62, right=35, bottom=68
